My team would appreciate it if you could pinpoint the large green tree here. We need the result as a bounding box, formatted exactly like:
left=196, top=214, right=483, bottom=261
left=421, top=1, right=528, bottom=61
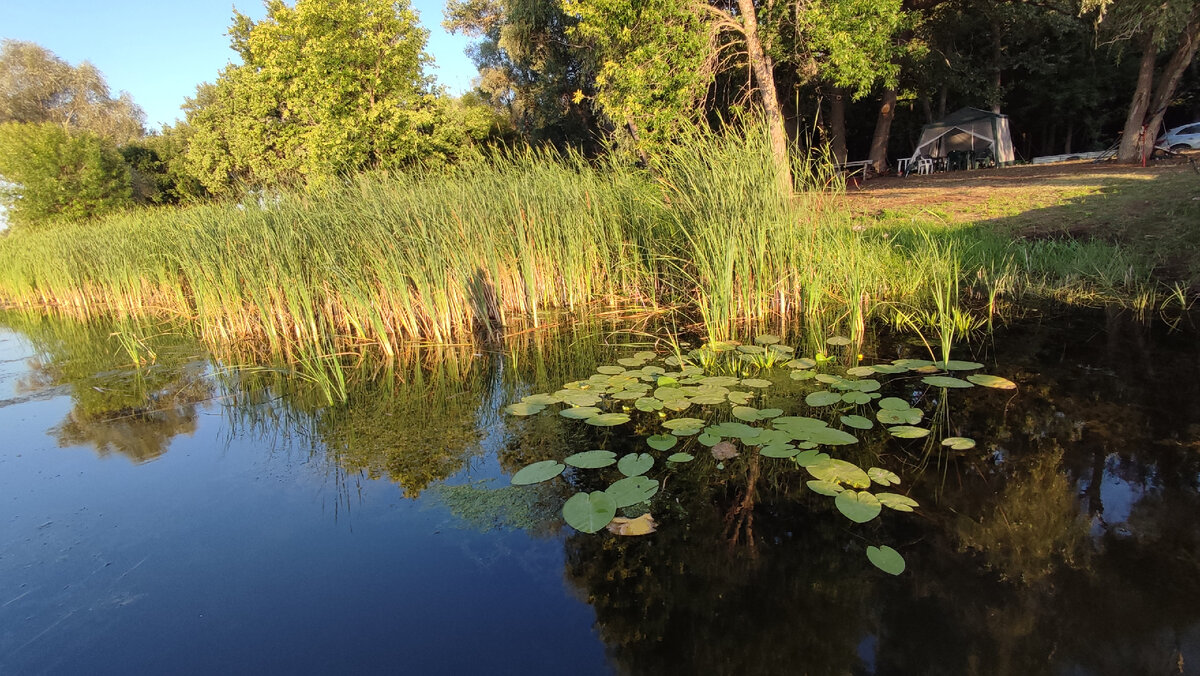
left=185, top=0, right=454, bottom=194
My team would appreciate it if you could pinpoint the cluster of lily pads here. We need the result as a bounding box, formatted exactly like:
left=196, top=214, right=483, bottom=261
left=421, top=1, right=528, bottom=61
left=503, top=336, right=1017, bottom=575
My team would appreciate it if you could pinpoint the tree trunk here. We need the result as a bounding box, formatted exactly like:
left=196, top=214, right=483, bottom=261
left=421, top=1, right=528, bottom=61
left=1145, top=8, right=1200, bottom=151
left=1065, top=119, right=1073, bottom=155
left=991, top=30, right=1003, bottom=114
left=736, top=0, right=792, bottom=194
left=868, top=88, right=898, bottom=174
left=829, top=87, right=847, bottom=164
left=937, top=87, right=947, bottom=118
left=1117, top=33, right=1159, bottom=163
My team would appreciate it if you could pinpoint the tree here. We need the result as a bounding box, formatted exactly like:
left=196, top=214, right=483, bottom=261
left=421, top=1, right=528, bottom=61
left=184, top=0, right=451, bottom=194
left=0, top=40, right=144, bottom=144
left=0, top=122, right=133, bottom=226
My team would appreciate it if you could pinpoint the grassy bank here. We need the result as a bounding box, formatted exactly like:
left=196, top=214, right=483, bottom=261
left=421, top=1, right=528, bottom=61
left=0, top=128, right=1181, bottom=360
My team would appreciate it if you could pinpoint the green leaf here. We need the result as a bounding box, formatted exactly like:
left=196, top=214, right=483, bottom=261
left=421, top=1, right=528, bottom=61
left=560, top=391, right=603, bottom=407
left=741, top=378, right=772, bottom=388
left=867, top=467, right=901, bottom=486
left=697, top=432, right=721, bottom=447
left=866, top=545, right=906, bottom=575
left=787, top=358, right=817, bottom=369
left=617, top=357, right=645, bottom=367
left=876, top=408, right=923, bottom=425
left=521, top=393, right=560, bottom=405
left=871, top=364, right=908, bottom=374
left=667, top=452, right=695, bottom=463
left=732, top=406, right=761, bottom=421
left=563, top=450, right=617, bottom=469
left=877, top=397, right=911, bottom=410
left=877, top=492, right=919, bottom=512
left=646, top=434, right=678, bottom=451
left=584, top=413, right=631, bottom=427
left=559, top=406, right=602, bottom=420
left=805, top=390, right=842, bottom=407
left=921, top=375, right=974, bottom=389
left=511, top=460, right=564, bottom=485
left=562, top=491, right=617, bottom=533
left=942, top=436, right=976, bottom=450
left=966, top=374, right=1017, bottom=389
left=635, top=397, right=664, bottom=412
left=654, top=386, right=687, bottom=401
left=758, top=408, right=783, bottom=419
left=790, top=370, right=816, bottom=381
left=663, top=417, right=706, bottom=430
left=935, top=360, right=984, bottom=371
left=835, top=490, right=882, bottom=523
left=806, top=427, right=860, bottom=446
left=806, top=480, right=844, bottom=496
left=605, top=476, right=659, bottom=507
left=701, top=375, right=740, bottom=387
left=827, top=335, right=852, bottom=346
left=846, top=366, right=877, bottom=377
left=892, top=358, right=933, bottom=368
left=618, top=452, right=655, bottom=476
left=755, top=334, right=780, bottom=345
left=840, top=415, right=873, bottom=430
left=807, top=458, right=871, bottom=487
left=596, top=365, right=626, bottom=375
left=888, top=425, right=930, bottom=438
left=759, top=444, right=799, bottom=458
left=505, top=402, right=545, bottom=416
left=794, top=450, right=830, bottom=467
left=842, top=391, right=872, bottom=405
left=727, top=391, right=754, bottom=405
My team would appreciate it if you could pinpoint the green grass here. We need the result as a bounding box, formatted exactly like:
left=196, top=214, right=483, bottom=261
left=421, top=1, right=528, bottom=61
left=0, top=127, right=1179, bottom=368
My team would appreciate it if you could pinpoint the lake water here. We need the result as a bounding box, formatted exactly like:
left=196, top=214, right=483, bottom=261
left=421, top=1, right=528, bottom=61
left=2, top=308, right=1198, bottom=675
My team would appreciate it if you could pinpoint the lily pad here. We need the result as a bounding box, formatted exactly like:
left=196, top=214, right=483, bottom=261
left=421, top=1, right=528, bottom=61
left=663, top=417, right=706, bottom=430
left=966, top=374, right=1017, bottom=390
left=877, top=492, right=919, bottom=512
left=635, top=397, right=664, bottom=412
left=689, top=393, right=728, bottom=405
left=755, top=334, right=781, bottom=345
left=807, top=458, right=871, bottom=488
left=727, top=391, right=754, bottom=405
left=559, top=406, right=602, bottom=420
left=888, top=425, right=931, bottom=438
left=662, top=399, right=692, bottom=412
left=760, top=444, right=799, bottom=458
left=667, top=452, right=695, bottom=463
left=522, top=393, right=561, bottom=405
left=840, top=415, right=874, bottom=430
left=790, top=370, right=816, bottom=381
left=787, top=358, right=817, bottom=369
left=827, top=336, right=852, bottom=346
left=741, top=378, right=773, bottom=388
left=877, top=397, right=911, bottom=410
left=607, top=513, right=658, bottom=536
left=564, top=450, right=617, bottom=469
left=870, top=364, right=909, bottom=374
left=892, top=358, right=933, bottom=368
left=562, top=491, right=617, bottom=533
left=736, top=344, right=766, bottom=354
left=806, top=480, right=844, bottom=496
left=876, top=408, right=923, bottom=425
left=757, top=408, right=784, bottom=419
left=846, top=366, right=877, bottom=377
left=596, top=365, right=626, bottom=375
left=654, top=386, right=687, bottom=401
left=646, top=434, right=678, bottom=451
left=935, top=360, right=985, bottom=371
left=585, top=413, right=631, bottom=427
left=732, top=406, right=761, bottom=421
left=835, top=490, right=882, bottom=523
left=866, top=545, right=906, bottom=575
left=805, top=390, right=843, bottom=407
left=867, top=467, right=901, bottom=486
left=560, top=391, right=603, bottom=407
left=617, top=357, right=645, bottom=368
left=922, top=375, right=974, bottom=389
left=794, top=449, right=831, bottom=467
left=942, top=436, right=977, bottom=450
left=696, top=433, right=721, bottom=447
left=806, top=427, right=860, bottom=446
left=618, top=452, right=655, bottom=477
left=842, top=391, right=872, bottom=405
left=606, top=476, right=660, bottom=507
left=511, top=460, right=565, bottom=485
left=505, top=402, right=546, bottom=416
left=768, top=344, right=795, bottom=355
left=701, top=375, right=740, bottom=387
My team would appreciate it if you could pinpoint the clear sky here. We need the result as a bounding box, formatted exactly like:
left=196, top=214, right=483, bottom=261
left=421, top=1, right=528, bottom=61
left=1, top=0, right=480, bottom=130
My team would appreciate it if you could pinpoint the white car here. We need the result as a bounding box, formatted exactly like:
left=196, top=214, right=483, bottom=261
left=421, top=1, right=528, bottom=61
left=1159, top=122, right=1200, bottom=151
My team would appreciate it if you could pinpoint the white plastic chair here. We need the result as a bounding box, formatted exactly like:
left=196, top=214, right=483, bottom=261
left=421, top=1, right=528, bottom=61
left=917, top=158, right=934, bottom=175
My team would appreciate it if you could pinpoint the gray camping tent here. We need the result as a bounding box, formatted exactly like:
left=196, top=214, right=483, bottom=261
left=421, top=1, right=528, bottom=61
left=908, top=107, right=1015, bottom=168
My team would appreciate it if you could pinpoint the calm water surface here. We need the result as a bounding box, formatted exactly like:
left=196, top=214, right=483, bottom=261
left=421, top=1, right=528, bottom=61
left=1, top=308, right=1198, bottom=675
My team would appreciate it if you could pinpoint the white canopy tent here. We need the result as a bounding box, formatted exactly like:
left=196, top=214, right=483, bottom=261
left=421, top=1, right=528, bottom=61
left=907, top=108, right=1015, bottom=168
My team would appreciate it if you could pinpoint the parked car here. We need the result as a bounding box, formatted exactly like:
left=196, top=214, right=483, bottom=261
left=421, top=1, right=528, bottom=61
left=1158, top=122, right=1200, bottom=151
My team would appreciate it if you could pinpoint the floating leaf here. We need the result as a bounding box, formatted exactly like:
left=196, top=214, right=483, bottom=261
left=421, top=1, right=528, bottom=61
left=868, top=467, right=901, bottom=486
left=635, top=397, right=664, bottom=412
left=835, top=490, right=882, bottom=523
left=618, top=452, right=655, bottom=477
left=760, top=444, right=799, bottom=458
left=606, top=476, right=659, bottom=507
left=892, top=358, right=933, bottom=368
left=727, top=391, right=754, bottom=405
left=564, top=450, right=617, bottom=469
left=807, top=458, right=871, bottom=487
left=922, top=376, right=974, bottom=389
left=611, top=390, right=643, bottom=400
left=560, top=391, right=603, bottom=407
left=711, top=441, right=739, bottom=460
left=888, top=425, right=930, bottom=438
left=807, top=427, right=860, bottom=446
left=871, top=364, right=908, bottom=374
left=966, top=374, right=1017, bottom=390
left=806, top=480, right=844, bottom=496
left=876, top=492, right=919, bottom=512
left=505, top=402, right=546, bottom=416
left=689, top=393, right=728, bottom=405
left=634, top=351, right=658, bottom=361
left=511, top=460, right=565, bottom=485
left=755, top=334, right=781, bottom=345
left=935, top=360, right=984, bottom=371
left=842, top=391, right=872, bottom=405
left=596, top=365, right=626, bottom=375
left=846, top=366, right=877, bottom=377
left=559, top=406, right=602, bottom=420
left=663, top=417, right=706, bottom=430
left=654, top=386, right=687, bottom=401
left=805, top=390, right=842, bottom=407
left=667, top=452, right=695, bottom=463
left=662, top=399, right=692, bottom=412
left=697, top=433, right=720, bottom=447
left=522, top=393, right=561, bottom=405
left=737, top=344, right=766, bottom=354
left=607, top=513, right=657, bottom=536
left=876, top=408, right=923, bottom=425
left=840, top=415, right=873, bottom=430
left=866, top=545, right=906, bottom=575
left=672, top=426, right=702, bottom=436
left=617, top=357, right=645, bottom=368
left=701, top=375, right=741, bottom=387
left=663, top=356, right=683, bottom=366
left=942, top=436, right=976, bottom=450
left=646, top=434, right=678, bottom=451
left=585, top=413, right=631, bottom=427
left=768, top=344, right=795, bottom=355
left=787, top=358, right=817, bottom=369
left=877, top=397, right=911, bottom=410
left=827, top=336, right=852, bottom=346
left=774, top=416, right=829, bottom=430
left=563, top=491, right=616, bottom=533
left=794, top=449, right=830, bottom=466
left=790, top=370, right=816, bottom=381
left=758, top=408, right=783, bottom=419
left=741, top=378, right=772, bottom=388
left=732, top=406, right=761, bottom=421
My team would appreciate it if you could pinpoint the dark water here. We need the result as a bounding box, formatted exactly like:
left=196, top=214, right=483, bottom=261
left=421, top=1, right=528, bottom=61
left=1, top=309, right=1198, bottom=675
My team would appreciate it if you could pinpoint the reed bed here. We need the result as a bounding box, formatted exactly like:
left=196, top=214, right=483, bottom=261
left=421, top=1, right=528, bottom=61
left=0, top=125, right=1161, bottom=360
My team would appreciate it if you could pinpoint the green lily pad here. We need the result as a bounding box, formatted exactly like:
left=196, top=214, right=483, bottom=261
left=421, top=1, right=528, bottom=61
left=806, top=427, right=860, bottom=446
left=667, top=452, right=695, bottom=463
left=827, top=336, right=852, bottom=346
left=611, top=390, right=644, bottom=400
left=807, top=458, right=871, bottom=488
left=697, top=432, right=720, bottom=447
left=563, top=491, right=617, bottom=533
left=774, top=416, right=829, bottom=430
left=876, top=408, right=923, bottom=425
left=635, top=397, right=664, bottom=412
left=787, top=358, right=817, bottom=369
left=805, top=390, right=842, bottom=407
left=617, top=357, right=645, bottom=367
left=646, top=434, right=678, bottom=451
left=727, top=391, right=754, bottom=405
left=835, top=490, right=882, bottom=523
left=842, top=391, right=872, bottom=405
left=877, top=492, right=919, bottom=512
left=768, top=344, right=795, bottom=354
left=741, top=378, right=772, bottom=388
left=790, top=370, right=816, bottom=381
left=942, top=436, right=976, bottom=450
left=807, top=480, right=844, bottom=496
left=596, top=365, right=626, bottom=375
left=846, top=366, right=877, bottom=377
left=892, top=358, right=933, bottom=368
left=511, top=460, right=565, bottom=485
left=760, top=444, right=799, bottom=458
left=871, top=364, right=909, bottom=374
left=689, top=393, right=728, bottom=405
left=559, top=406, right=603, bottom=420
left=606, top=476, right=660, bottom=507
left=922, top=375, right=974, bottom=389
left=878, top=397, right=911, bottom=410
left=505, top=402, right=546, bottom=416
left=618, top=452, right=655, bottom=477
left=563, top=450, right=617, bottom=469
left=560, top=391, right=603, bottom=407
left=732, top=406, right=761, bottom=421
left=888, top=425, right=930, bottom=438
left=585, top=413, right=631, bottom=427
left=737, top=344, right=766, bottom=354
left=840, top=415, right=873, bottom=430
left=654, top=386, right=687, bottom=401
left=662, top=399, right=692, bottom=412
left=794, top=450, right=830, bottom=466
left=866, top=545, right=906, bottom=575
left=935, top=360, right=984, bottom=371
left=966, top=374, right=1017, bottom=390
left=868, top=467, right=901, bottom=486
left=757, top=408, right=783, bottom=419
left=701, top=376, right=740, bottom=387
left=672, top=426, right=702, bottom=436
left=754, top=334, right=781, bottom=345
left=663, top=417, right=706, bottom=430
left=522, top=393, right=561, bottom=405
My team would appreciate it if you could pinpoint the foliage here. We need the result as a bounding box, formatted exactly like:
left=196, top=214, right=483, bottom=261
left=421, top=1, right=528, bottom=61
left=0, top=122, right=133, bottom=227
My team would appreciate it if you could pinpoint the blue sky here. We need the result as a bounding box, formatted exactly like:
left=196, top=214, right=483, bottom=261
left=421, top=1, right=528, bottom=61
left=1, top=0, right=480, bottom=130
